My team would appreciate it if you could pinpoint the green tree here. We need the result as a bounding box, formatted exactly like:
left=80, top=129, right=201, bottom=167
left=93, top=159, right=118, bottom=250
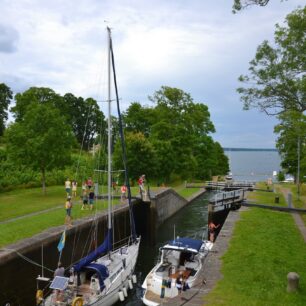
left=5, top=103, right=75, bottom=194
left=11, top=87, right=64, bottom=122
left=237, top=7, right=306, bottom=115
left=149, top=86, right=217, bottom=179
left=274, top=111, right=306, bottom=181
left=0, top=83, right=13, bottom=137
left=113, top=132, right=157, bottom=183
left=123, top=102, right=156, bottom=137
left=63, top=93, right=105, bottom=149
left=121, top=86, right=229, bottom=181
left=150, top=139, right=175, bottom=183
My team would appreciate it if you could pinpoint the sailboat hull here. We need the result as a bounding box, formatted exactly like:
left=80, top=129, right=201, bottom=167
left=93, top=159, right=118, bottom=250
left=44, top=238, right=140, bottom=306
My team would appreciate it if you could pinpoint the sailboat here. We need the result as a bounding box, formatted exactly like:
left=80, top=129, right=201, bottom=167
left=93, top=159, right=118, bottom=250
left=141, top=236, right=213, bottom=305
left=36, top=27, right=141, bottom=306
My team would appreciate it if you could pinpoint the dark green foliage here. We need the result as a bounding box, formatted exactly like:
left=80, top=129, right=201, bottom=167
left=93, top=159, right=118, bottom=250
left=0, top=83, right=13, bottom=136
left=113, top=132, right=157, bottom=182
left=121, top=86, right=229, bottom=181
left=11, top=87, right=64, bottom=122
left=277, top=171, right=285, bottom=182
left=274, top=111, right=306, bottom=180
left=124, top=102, right=156, bottom=137
left=5, top=103, right=75, bottom=193
left=1, top=85, right=228, bottom=190
left=63, top=93, right=105, bottom=149
left=11, top=88, right=105, bottom=150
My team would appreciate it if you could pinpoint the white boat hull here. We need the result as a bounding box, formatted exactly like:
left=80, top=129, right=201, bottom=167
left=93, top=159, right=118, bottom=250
left=141, top=239, right=213, bottom=306
left=44, top=238, right=140, bottom=306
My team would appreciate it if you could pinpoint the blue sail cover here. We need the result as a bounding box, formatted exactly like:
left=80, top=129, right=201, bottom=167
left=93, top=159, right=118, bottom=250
left=73, top=228, right=112, bottom=272
left=84, top=263, right=109, bottom=289
left=167, top=237, right=203, bottom=252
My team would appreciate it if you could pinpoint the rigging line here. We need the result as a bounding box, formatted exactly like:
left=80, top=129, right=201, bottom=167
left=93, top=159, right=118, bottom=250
left=3, top=248, right=54, bottom=273
left=110, top=36, right=137, bottom=240
left=78, top=218, right=96, bottom=260
left=70, top=225, right=79, bottom=266
left=74, top=102, right=93, bottom=183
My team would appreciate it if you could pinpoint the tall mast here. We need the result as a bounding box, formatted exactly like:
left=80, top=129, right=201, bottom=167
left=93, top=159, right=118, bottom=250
left=107, top=27, right=112, bottom=230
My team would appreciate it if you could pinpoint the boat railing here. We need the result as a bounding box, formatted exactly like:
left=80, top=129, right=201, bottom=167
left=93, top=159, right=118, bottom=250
left=112, top=235, right=134, bottom=250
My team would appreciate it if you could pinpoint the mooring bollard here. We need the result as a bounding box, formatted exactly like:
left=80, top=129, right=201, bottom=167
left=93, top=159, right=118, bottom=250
left=287, top=192, right=292, bottom=208
left=287, top=272, right=299, bottom=292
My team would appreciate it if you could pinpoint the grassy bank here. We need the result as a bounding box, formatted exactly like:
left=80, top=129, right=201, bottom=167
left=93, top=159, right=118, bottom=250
left=205, top=183, right=306, bottom=306
left=0, top=184, right=200, bottom=248
left=206, top=207, right=306, bottom=306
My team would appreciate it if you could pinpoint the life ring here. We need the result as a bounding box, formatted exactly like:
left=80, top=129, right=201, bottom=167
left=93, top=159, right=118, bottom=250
left=72, top=297, right=84, bottom=306
left=36, top=289, right=43, bottom=305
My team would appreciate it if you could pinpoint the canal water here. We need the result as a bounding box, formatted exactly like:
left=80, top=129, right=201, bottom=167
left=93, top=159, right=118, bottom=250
left=115, top=192, right=210, bottom=305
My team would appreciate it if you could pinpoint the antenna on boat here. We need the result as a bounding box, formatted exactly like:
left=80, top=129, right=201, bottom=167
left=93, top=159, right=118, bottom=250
left=41, top=244, right=44, bottom=278
left=173, top=224, right=176, bottom=242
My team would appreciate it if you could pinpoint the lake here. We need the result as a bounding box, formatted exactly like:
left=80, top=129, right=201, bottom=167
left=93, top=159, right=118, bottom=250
left=224, top=149, right=281, bottom=182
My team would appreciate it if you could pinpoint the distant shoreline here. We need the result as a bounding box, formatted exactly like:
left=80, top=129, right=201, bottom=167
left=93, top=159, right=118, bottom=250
left=223, top=148, right=277, bottom=152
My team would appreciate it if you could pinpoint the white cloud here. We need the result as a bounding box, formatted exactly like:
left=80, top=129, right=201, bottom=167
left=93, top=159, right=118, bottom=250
left=0, top=0, right=304, bottom=147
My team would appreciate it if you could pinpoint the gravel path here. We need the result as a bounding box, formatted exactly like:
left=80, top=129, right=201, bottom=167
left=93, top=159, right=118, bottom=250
left=279, top=187, right=306, bottom=242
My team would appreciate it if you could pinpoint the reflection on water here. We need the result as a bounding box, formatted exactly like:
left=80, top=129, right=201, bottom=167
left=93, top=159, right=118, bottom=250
left=117, top=193, right=210, bottom=305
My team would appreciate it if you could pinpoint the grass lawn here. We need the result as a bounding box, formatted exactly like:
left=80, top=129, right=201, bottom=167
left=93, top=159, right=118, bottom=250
left=0, top=184, right=201, bottom=248
left=247, top=184, right=287, bottom=207
left=0, top=186, right=66, bottom=221
left=177, top=187, right=201, bottom=198
left=172, top=183, right=201, bottom=198
left=0, top=185, right=139, bottom=247
left=0, top=185, right=142, bottom=221
left=205, top=183, right=306, bottom=306
left=0, top=197, right=114, bottom=248
left=205, top=208, right=306, bottom=306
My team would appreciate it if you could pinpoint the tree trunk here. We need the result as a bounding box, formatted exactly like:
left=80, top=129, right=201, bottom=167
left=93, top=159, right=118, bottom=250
left=42, top=167, right=46, bottom=195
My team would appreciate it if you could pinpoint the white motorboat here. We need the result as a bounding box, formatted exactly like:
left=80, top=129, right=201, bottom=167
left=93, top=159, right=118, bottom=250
left=141, top=237, right=213, bottom=306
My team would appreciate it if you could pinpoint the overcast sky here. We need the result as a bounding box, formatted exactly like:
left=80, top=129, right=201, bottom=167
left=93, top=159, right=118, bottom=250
left=0, top=0, right=303, bottom=148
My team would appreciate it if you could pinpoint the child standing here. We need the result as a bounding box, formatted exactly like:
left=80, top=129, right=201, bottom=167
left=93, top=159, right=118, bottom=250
left=81, top=190, right=88, bottom=210
left=65, top=178, right=71, bottom=197
left=65, top=196, right=72, bottom=226
left=72, top=180, right=77, bottom=198
left=89, top=190, right=95, bottom=210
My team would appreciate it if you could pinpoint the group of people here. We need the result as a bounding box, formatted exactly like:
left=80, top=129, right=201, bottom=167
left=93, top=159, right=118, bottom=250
left=64, top=174, right=148, bottom=226
left=81, top=177, right=95, bottom=210
left=64, top=177, right=95, bottom=227
left=64, top=178, right=78, bottom=198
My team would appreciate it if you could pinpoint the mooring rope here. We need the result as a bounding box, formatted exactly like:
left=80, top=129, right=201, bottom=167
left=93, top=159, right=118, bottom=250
left=3, top=248, right=54, bottom=273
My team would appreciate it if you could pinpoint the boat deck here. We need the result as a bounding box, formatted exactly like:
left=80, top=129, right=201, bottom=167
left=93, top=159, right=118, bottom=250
left=144, top=264, right=209, bottom=306
left=144, top=275, right=208, bottom=306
